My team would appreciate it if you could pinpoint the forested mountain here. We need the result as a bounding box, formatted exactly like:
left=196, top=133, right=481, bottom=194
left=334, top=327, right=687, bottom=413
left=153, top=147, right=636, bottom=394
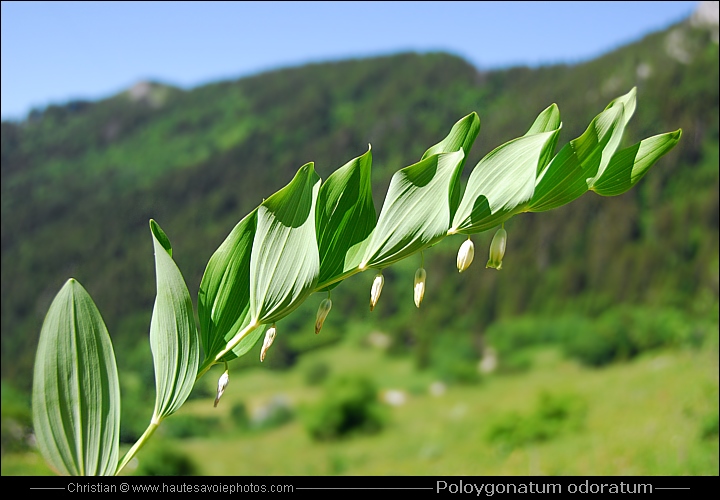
left=2, top=11, right=718, bottom=395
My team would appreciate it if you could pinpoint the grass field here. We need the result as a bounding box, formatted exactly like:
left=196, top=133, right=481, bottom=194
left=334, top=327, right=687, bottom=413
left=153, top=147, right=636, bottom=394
left=3, top=327, right=718, bottom=476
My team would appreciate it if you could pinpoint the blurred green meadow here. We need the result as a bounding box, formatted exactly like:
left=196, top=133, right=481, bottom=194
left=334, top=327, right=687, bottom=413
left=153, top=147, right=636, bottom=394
left=4, top=313, right=717, bottom=476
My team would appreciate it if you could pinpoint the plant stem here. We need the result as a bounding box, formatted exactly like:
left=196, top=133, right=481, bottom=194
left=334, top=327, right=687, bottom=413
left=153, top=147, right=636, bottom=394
left=196, top=231, right=467, bottom=383
left=196, top=321, right=260, bottom=381
left=117, top=320, right=259, bottom=475
left=115, top=418, right=160, bottom=475
left=196, top=358, right=217, bottom=382
left=315, top=267, right=363, bottom=291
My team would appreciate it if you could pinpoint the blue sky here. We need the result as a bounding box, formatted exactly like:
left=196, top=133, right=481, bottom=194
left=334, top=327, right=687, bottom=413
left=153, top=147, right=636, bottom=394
left=1, top=1, right=699, bottom=120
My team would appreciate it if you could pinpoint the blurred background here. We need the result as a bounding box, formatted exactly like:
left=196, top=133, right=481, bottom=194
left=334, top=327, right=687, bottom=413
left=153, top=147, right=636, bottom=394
left=1, top=1, right=717, bottom=475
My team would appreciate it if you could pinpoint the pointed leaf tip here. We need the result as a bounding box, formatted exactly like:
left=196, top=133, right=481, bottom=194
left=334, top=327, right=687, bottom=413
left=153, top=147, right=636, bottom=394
left=149, top=219, right=172, bottom=256
left=592, top=129, right=682, bottom=197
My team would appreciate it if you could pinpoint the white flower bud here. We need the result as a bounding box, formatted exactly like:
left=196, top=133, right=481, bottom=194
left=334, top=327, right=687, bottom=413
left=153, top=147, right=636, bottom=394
left=486, top=227, right=507, bottom=270
left=214, top=370, right=229, bottom=408
left=370, top=273, right=384, bottom=311
left=315, top=298, right=332, bottom=334
left=457, top=238, right=475, bottom=272
left=260, top=324, right=277, bottom=362
left=413, top=268, right=426, bottom=308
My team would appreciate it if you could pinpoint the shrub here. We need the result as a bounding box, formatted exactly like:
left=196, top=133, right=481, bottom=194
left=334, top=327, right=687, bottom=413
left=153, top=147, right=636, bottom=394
left=1, top=383, right=32, bottom=454
left=163, top=414, right=221, bottom=439
left=304, top=361, right=331, bottom=386
left=486, top=392, right=587, bottom=449
left=132, top=442, right=199, bottom=476
left=230, top=402, right=251, bottom=431
left=486, top=315, right=593, bottom=370
left=428, top=333, right=481, bottom=384
left=252, top=396, right=294, bottom=431
left=497, top=349, right=534, bottom=374
left=564, top=306, right=699, bottom=367
left=486, top=306, right=708, bottom=370
left=304, top=375, right=386, bottom=441
left=700, top=412, right=719, bottom=440
left=563, top=322, right=630, bottom=367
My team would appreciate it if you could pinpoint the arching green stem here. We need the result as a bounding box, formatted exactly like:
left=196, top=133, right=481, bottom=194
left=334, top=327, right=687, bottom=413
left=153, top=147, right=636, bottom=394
left=115, top=418, right=160, bottom=475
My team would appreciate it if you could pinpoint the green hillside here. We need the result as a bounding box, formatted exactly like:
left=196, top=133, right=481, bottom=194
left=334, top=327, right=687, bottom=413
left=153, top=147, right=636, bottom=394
left=1, top=13, right=718, bottom=474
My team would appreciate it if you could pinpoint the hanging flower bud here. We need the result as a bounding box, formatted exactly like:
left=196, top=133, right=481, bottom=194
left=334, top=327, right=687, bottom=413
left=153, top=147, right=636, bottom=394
left=315, top=298, right=332, bottom=334
left=486, top=227, right=507, bottom=270
left=260, top=324, right=277, bottom=362
left=457, top=238, right=475, bottom=272
left=413, top=268, right=427, bottom=308
left=214, top=370, right=229, bottom=408
left=369, top=273, right=384, bottom=311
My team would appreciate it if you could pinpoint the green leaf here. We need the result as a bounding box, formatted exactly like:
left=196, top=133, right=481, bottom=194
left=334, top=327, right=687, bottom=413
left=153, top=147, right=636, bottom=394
left=149, top=220, right=200, bottom=420
left=587, top=87, right=637, bottom=186
left=422, top=111, right=480, bottom=160
left=525, top=103, right=561, bottom=136
left=525, top=103, right=561, bottom=176
left=361, top=150, right=466, bottom=268
left=198, top=209, right=260, bottom=363
left=250, top=163, right=321, bottom=324
left=592, top=129, right=682, bottom=197
left=605, top=86, right=637, bottom=124
left=452, top=116, right=561, bottom=233
left=32, top=279, right=120, bottom=476
left=529, top=95, right=628, bottom=212
left=316, top=147, right=376, bottom=290
left=422, top=112, right=481, bottom=218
